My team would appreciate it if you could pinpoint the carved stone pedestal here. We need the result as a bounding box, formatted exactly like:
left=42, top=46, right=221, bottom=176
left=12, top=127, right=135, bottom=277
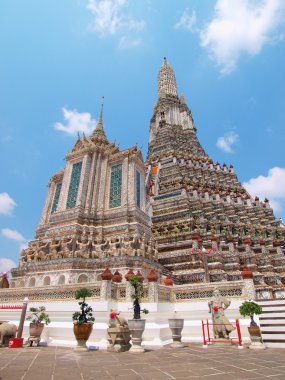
left=168, top=319, right=184, bottom=348
left=248, top=327, right=266, bottom=350
left=128, top=319, right=146, bottom=353
left=107, top=327, right=131, bottom=352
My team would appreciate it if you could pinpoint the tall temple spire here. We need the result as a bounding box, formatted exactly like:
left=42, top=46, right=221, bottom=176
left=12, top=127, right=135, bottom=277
left=158, top=57, right=178, bottom=100
left=92, top=96, right=107, bottom=140
left=96, top=96, right=104, bottom=131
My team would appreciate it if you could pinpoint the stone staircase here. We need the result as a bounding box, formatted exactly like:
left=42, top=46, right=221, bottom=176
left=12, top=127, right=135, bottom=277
left=257, top=299, right=285, bottom=348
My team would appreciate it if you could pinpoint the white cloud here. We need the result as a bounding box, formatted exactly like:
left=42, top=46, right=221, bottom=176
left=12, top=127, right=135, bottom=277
left=0, top=193, right=16, bottom=216
left=118, top=36, right=141, bottom=49
left=216, top=131, right=238, bottom=152
left=0, top=258, right=16, bottom=273
left=175, top=9, right=197, bottom=32
left=54, top=108, right=97, bottom=136
left=200, top=0, right=285, bottom=74
left=243, top=167, right=285, bottom=213
left=87, top=0, right=144, bottom=36
left=1, top=228, right=26, bottom=242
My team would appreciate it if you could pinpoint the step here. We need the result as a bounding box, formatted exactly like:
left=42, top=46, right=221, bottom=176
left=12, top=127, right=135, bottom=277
left=261, top=331, right=285, bottom=336
left=260, top=323, right=285, bottom=327
left=261, top=326, right=285, bottom=332
left=264, top=342, right=285, bottom=348
left=257, top=300, right=285, bottom=305
left=263, top=338, right=285, bottom=343
left=261, top=309, right=285, bottom=314
left=259, top=313, right=285, bottom=319
left=262, top=305, right=285, bottom=313
left=258, top=303, right=285, bottom=308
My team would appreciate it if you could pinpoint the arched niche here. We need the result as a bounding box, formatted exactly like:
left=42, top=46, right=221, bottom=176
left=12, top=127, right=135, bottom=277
left=58, top=275, right=65, bottom=285
left=43, top=276, right=51, bottom=286
left=29, top=277, right=36, bottom=287
left=77, top=274, right=89, bottom=284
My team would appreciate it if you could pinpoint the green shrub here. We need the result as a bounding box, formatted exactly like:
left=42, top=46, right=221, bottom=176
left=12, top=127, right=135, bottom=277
left=239, top=301, right=262, bottom=327
left=72, top=288, right=95, bottom=324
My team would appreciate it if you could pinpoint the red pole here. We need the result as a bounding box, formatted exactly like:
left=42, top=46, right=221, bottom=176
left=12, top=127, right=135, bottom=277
left=202, top=320, right=207, bottom=346
left=236, top=319, right=242, bottom=347
left=206, top=319, right=210, bottom=342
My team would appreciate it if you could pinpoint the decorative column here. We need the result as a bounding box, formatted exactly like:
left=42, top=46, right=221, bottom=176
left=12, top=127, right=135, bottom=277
left=85, top=152, right=97, bottom=211
left=77, top=154, right=91, bottom=208
left=241, top=266, right=256, bottom=300
left=122, top=157, right=129, bottom=207
left=96, top=154, right=108, bottom=211
left=147, top=270, right=158, bottom=302
left=125, top=269, right=135, bottom=301
left=128, top=161, right=136, bottom=207
left=100, top=268, right=113, bottom=301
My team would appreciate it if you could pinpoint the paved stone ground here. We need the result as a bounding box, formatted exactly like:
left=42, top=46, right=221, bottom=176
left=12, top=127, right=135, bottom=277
left=0, top=344, right=285, bottom=380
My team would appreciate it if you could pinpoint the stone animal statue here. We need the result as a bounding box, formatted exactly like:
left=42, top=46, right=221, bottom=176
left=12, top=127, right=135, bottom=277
left=0, top=322, right=17, bottom=345
left=109, top=311, right=128, bottom=328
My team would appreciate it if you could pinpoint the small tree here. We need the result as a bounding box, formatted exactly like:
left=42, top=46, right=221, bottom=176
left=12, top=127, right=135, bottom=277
left=239, top=301, right=262, bottom=327
left=72, top=288, right=95, bottom=324
left=27, top=306, right=50, bottom=325
left=128, top=275, right=149, bottom=319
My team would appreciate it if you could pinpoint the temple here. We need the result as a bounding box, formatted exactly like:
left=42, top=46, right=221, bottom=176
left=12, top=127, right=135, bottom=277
left=146, top=58, right=285, bottom=297
left=8, top=58, right=285, bottom=300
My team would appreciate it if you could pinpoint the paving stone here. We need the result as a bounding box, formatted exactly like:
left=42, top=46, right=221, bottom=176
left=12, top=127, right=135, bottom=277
left=1, top=345, right=285, bottom=380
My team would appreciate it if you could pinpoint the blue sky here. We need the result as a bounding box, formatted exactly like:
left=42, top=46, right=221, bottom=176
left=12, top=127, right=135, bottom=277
left=1, top=0, right=285, bottom=272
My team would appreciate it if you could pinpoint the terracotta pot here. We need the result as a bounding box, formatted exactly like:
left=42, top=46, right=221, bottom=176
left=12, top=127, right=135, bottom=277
left=136, top=271, right=144, bottom=283
left=125, top=269, right=134, bottom=281
left=163, top=275, right=174, bottom=286
left=73, top=322, right=93, bottom=351
left=248, top=326, right=261, bottom=337
left=248, top=326, right=264, bottom=347
left=147, top=270, right=158, bottom=282
left=29, top=323, right=45, bottom=338
left=112, top=270, right=122, bottom=283
left=241, top=266, right=253, bottom=279
left=101, top=268, right=113, bottom=281
left=128, top=319, right=146, bottom=353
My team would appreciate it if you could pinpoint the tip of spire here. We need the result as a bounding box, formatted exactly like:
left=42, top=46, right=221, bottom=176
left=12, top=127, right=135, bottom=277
left=96, top=96, right=104, bottom=131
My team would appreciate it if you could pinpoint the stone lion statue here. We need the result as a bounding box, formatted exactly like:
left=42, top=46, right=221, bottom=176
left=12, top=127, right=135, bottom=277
left=0, top=323, right=17, bottom=346
left=108, top=310, right=128, bottom=328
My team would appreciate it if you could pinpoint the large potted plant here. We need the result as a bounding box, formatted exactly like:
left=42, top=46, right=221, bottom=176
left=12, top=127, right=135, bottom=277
left=127, top=273, right=149, bottom=353
left=26, top=306, right=50, bottom=345
left=239, top=301, right=263, bottom=348
left=72, top=288, right=95, bottom=351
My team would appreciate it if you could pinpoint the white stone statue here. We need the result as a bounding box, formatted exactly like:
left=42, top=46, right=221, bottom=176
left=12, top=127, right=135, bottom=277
left=74, top=238, right=90, bottom=258
left=208, top=288, right=235, bottom=340
left=48, top=239, right=61, bottom=260
left=91, top=239, right=102, bottom=258
left=61, top=237, right=73, bottom=258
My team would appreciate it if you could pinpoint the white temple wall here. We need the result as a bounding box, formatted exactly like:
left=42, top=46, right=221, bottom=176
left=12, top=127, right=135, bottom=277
left=1, top=299, right=251, bottom=349
left=85, top=152, right=97, bottom=210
